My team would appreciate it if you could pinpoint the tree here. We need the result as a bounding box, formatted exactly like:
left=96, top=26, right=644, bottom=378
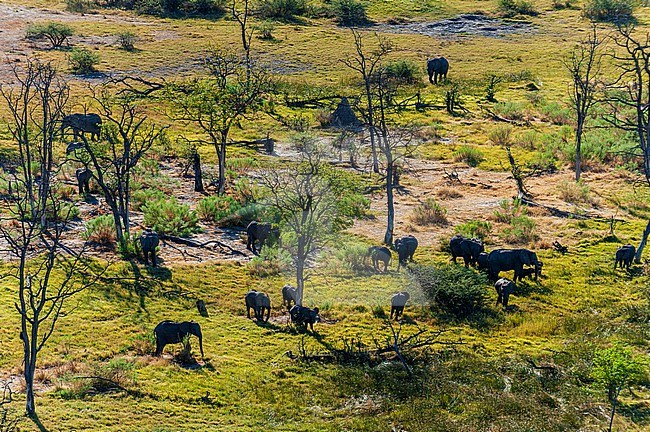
left=592, top=344, right=646, bottom=432
left=168, top=49, right=269, bottom=194
left=563, top=23, right=603, bottom=181
left=26, top=22, right=73, bottom=49
left=0, top=59, right=99, bottom=417
left=231, top=0, right=254, bottom=81
left=74, top=83, right=165, bottom=252
left=260, top=140, right=342, bottom=305
left=607, top=24, right=650, bottom=262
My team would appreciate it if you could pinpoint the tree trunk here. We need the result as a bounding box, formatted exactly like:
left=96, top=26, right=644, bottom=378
left=193, top=152, right=204, bottom=192
left=385, top=163, right=394, bottom=246
left=218, top=140, right=227, bottom=195
left=608, top=394, right=618, bottom=432
left=635, top=220, right=650, bottom=263
left=296, top=234, right=306, bottom=306
left=575, top=116, right=584, bottom=182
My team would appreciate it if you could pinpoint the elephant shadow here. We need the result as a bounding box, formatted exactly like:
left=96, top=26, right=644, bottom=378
left=515, top=280, right=552, bottom=296
left=145, top=265, right=172, bottom=281
left=82, top=194, right=99, bottom=205
left=256, top=320, right=283, bottom=332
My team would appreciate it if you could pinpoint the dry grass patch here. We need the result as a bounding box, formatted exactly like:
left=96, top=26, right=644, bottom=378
left=410, top=198, right=448, bottom=226
left=436, top=187, right=463, bottom=199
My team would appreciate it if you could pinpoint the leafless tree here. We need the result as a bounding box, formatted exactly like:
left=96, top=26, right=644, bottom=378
left=259, top=141, right=340, bottom=305
left=74, top=84, right=166, bottom=252
left=563, top=23, right=604, bottom=181
left=168, top=49, right=270, bottom=195
left=0, top=381, right=18, bottom=432
left=0, top=59, right=102, bottom=417
left=341, top=30, right=392, bottom=174
left=232, top=0, right=254, bottom=81
left=606, top=24, right=650, bottom=262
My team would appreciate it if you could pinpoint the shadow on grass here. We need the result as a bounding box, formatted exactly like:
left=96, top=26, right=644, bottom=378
left=618, top=400, right=650, bottom=426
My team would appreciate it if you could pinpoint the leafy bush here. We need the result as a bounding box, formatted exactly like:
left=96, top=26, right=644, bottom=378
left=127, top=0, right=225, bottom=15
left=557, top=180, right=597, bottom=206
left=68, top=47, right=100, bottom=74
left=331, top=0, right=368, bottom=26
left=436, top=187, right=463, bottom=199
left=255, top=20, right=276, bottom=40
left=488, top=125, right=513, bottom=147
left=502, top=214, right=536, bottom=244
left=541, top=102, right=571, bottom=125
left=26, top=22, right=74, bottom=49
left=453, top=145, right=484, bottom=167
left=493, top=101, right=526, bottom=121
left=196, top=195, right=243, bottom=225
left=411, top=198, right=448, bottom=226
left=455, top=220, right=492, bottom=240
left=248, top=246, right=292, bottom=277
left=493, top=198, right=527, bottom=224
left=142, top=198, right=199, bottom=237
left=116, top=31, right=138, bottom=51
left=256, top=0, right=306, bottom=20
left=131, top=188, right=167, bottom=211
left=334, top=243, right=370, bottom=273
left=498, top=0, right=538, bottom=17
left=66, top=0, right=93, bottom=12
left=382, top=60, right=419, bottom=84
left=584, top=0, right=635, bottom=23
left=552, top=0, right=576, bottom=8
left=82, top=215, right=116, bottom=248
left=411, top=264, right=489, bottom=318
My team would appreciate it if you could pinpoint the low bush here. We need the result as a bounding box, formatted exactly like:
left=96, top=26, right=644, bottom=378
left=26, top=22, right=74, bottom=49
left=68, top=47, right=100, bottom=74
left=254, top=20, right=275, bottom=40
left=541, top=102, right=571, bottom=125
left=256, top=0, right=306, bottom=20
left=411, top=198, right=448, bottom=226
left=66, top=0, right=93, bottom=12
left=382, top=60, right=419, bottom=84
left=493, top=101, right=526, bottom=121
left=557, top=180, right=597, bottom=206
left=196, top=195, right=243, bottom=225
left=498, top=0, right=538, bottom=17
left=583, top=0, right=635, bottom=23
left=493, top=198, right=527, bottom=224
left=436, top=187, right=463, bottom=199
left=331, top=0, right=368, bottom=26
left=455, top=220, right=492, bottom=240
left=488, top=125, right=513, bottom=147
left=453, top=145, right=484, bottom=167
left=248, top=246, right=292, bottom=277
left=411, top=264, right=489, bottom=318
left=116, top=31, right=138, bottom=51
left=82, top=215, right=116, bottom=248
left=142, top=198, right=199, bottom=237
left=502, top=215, right=537, bottom=244
left=131, top=188, right=167, bottom=211
left=334, top=243, right=369, bottom=273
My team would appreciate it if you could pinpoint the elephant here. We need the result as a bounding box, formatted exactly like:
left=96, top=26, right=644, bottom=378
left=615, top=244, right=636, bottom=269
left=245, top=290, right=271, bottom=321
left=494, top=278, right=516, bottom=308
left=66, top=141, right=84, bottom=155
left=140, top=229, right=160, bottom=267
left=282, top=284, right=299, bottom=309
left=395, top=235, right=418, bottom=270
left=449, top=235, right=484, bottom=268
left=368, top=246, right=391, bottom=272
left=289, top=305, right=320, bottom=331
left=61, top=113, right=102, bottom=141
left=427, top=56, right=449, bottom=85
left=390, top=291, right=410, bottom=320
left=75, top=168, right=92, bottom=195
left=246, top=221, right=280, bottom=255
left=154, top=320, right=204, bottom=358
left=477, top=252, right=490, bottom=272
left=488, top=248, right=540, bottom=282
left=521, top=261, right=543, bottom=280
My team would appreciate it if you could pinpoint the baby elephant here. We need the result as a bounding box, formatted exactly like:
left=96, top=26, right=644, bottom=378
left=245, top=290, right=271, bottom=322
left=75, top=168, right=92, bottom=195
left=140, top=229, right=160, bottom=266
left=289, top=305, right=320, bottom=331
left=368, top=246, right=391, bottom=272
left=390, top=291, right=410, bottom=320
left=495, top=278, right=516, bottom=308
left=615, top=244, right=636, bottom=269
left=282, top=285, right=298, bottom=309
left=520, top=262, right=542, bottom=280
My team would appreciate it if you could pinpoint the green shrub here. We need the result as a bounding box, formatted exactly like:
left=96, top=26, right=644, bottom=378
left=65, top=0, right=93, bottom=13
left=488, top=125, right=513, bottom=147
left=248, top=246, right=292, bottom=277
left=116, top=31, right=138, bottom=51
left=255, top=20, right=276, bottom=40
left=68, top=47, right=100, bottom=74
left=256, top=0, right=306, bottom=20
left=411, top=264, right=489, bottom=318
left=26, top=22, right=74, bottom=49
left=502, top=215, right=537, bottom=244
left=498, top=0, right=538, bottom=17
left=334, top=243, right=370, bottom=273
left=331, top=0, right=368, bottom=26
left=584, top=0, right=635, bottom=23
left=411, top=198, right=448, bottom=226
left=131, top=188, right=167, bottom=211
left=142, top=198, right=199, bottom=237
left=196, top=195, right=243, bottom=225
left=455, top=220, right=492, bottom=240
left=557, top=180, right=597, bottom=206
left=82, top=215, right=116, bottom=247
left=493, top=198, right=527, bottom=224
left=493, top=101, right=526, bottom=121
left=382, top=60, right=419, bottom=84
left=552, top=0, right=576, bottom=8
left=541, top=102, right=571, bottom=125
left=453, top=145, right=484, bottom=167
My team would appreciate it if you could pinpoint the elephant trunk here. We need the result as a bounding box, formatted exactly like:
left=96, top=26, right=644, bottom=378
left=194, top=328, right=204, bottom=358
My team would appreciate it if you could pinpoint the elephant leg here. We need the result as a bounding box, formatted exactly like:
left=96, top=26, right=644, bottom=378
left=384, top=261, right=388, bottom=272
left=77, top=179, right=83, bottom=195
left=496, top=290, right=502, bottom=306
left=265, top=308, right=270, bottom=322
left=503, top=294, right=510, bottom=308
left=151, top=251, right=157, bottom=267
left=247, top=306, right=251, bottom=319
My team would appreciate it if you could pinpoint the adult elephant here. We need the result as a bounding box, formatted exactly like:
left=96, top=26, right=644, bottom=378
left=140, top=229, right=160, bottom=267
left=390, top=291, right=410, bottom=320
left=75, top=168, right=92, bottom=195
left=488, top=248, right=540, bottom=282
left=615, top=244, right=635, bottom=269
left=61, top=113, right=102, bottom=141
left=246, top=221, right=280, bottom=255
left=282, top=285, right=298, bottom=309
left=154, top=320, right=204, bottom=357
left=368, top=246, right=391, bottom=272
left=289, top=305, right=320, bottom=331
left=245, top=290, right=271, bottom=321
left=427, top=56, right=449, bottom=84
left=494, top=278, right=516, bottom=308
left=449, top=235, right=484, bottom=268
left=395, top=235, right=418, bottom=270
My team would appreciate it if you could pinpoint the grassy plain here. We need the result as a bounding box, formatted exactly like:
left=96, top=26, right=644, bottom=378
left=1, top=0, right=650, bottom=430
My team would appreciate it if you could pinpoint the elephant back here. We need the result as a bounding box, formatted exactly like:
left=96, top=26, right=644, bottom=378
left=140, top=229, right=160, bottom=250
left=391, top=292, right=410, bottom=307
left=245, top=290, right=258, bottom=308
left=255, top=292, right=271, bottom=308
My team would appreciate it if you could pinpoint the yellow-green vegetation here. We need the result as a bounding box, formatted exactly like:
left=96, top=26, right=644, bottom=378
left=1, top=0, right=650, bottom=430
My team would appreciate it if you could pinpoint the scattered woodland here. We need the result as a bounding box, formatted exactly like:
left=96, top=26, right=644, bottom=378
left=1, top=0, right=650, bottom=430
